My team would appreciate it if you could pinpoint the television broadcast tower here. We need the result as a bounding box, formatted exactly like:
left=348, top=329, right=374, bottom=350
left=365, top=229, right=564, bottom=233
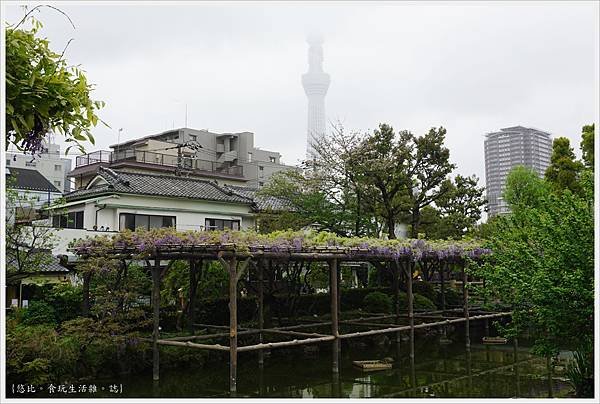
left=302, top=34, right=331, bottom=159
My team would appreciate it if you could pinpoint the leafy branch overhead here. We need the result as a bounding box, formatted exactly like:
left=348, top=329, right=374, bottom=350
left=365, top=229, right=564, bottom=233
left=5, top=10, right=106, bottom=155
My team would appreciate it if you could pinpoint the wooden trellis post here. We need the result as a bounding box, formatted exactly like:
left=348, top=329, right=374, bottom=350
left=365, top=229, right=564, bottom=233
left=330, top=259, right=339, bottom=374
left=393, top=261, right=401, bottom=344
left=258, top=259, right=265, bottom=367
left=462, top=262, right=470, bottom=349
left=187, top=259, right=197, bottom=333
left=217, top=255, right=239, bottom=395
left=439, top=261, right=446, bottom=311
left=514, top=338, right=521, bottom=397
left=406, top=260, right=415, bottom=366
left=152, top=259, right=161, bottom=381
left=218, top=254, right=251, bottom=395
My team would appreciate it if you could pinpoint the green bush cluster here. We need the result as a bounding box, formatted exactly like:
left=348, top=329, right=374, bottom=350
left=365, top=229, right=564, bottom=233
left=192, top=287, right=437, bottom=325
left=21, top=301, right=57, bottom=326
left=363, top=292, right=392, bottom=313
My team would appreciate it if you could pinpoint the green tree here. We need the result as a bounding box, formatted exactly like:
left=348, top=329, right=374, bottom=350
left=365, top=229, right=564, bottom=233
left=309, top=124, right=378, bottom=237
left=436, top=174, right=486, bottom=239
left=406, top=127, right=455, bottom=238
left=580, top=123, right=594, bottom=169
left=349, top=124, right=412, bottom=239
left=545, top=137, right=584, bottom=194
left=417, top=205, right=445, bottom=239
left=504, top=165, right=549, bottom=211
left=350, top=124, right=455, bottom=239
left=259, top=169, right=354, bottom=236
left=6, top=8, right=105, bottom=154
left=5, top=180, right=58, bottom=284
left=476, top=167, right=594, bottom=373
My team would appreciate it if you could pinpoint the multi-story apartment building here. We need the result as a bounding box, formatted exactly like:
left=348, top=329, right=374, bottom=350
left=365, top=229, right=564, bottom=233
left=6, top=140, right=72, bottom=193
left=69, top=128, right=293, bottom=190
left=484, top=126, right=552, bottom=216
left=36, top=128, right=294, bottom=258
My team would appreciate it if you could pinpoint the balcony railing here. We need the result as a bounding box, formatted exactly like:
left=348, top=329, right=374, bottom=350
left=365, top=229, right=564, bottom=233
left=75, top=149, right=244, bottom=177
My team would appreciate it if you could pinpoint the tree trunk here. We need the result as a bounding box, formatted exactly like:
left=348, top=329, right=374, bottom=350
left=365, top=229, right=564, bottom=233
left=355, top=189, right=362, bottom=237
left=387, top=213, right=396, bottom=239
left=82, top=272, right=92, bottom=316
left=410, top=205, right=421, bottom=238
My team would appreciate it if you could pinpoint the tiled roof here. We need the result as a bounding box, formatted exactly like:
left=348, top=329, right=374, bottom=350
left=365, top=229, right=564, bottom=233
left=65, top=168, right=255, bottom=205
left=7, top=254, right=70, bottom=273
left=7, top=167, right=61, bottom=193
left=225, top=185, right=294, bottom=212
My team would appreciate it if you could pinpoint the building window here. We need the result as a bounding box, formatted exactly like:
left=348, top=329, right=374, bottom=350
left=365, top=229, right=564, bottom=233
left=53, top=211, right=84, bottom=229
left=269, top=156, right=276, bottom=163
left=25, top=161, right=36, bottom=167
left=54, top=181, right=61, bottom=188
left=119, top=213, right=176, bottom=231
left=54, top=164, right=62, bottom=171
left=205, top=218, right=240, bottom=231
left=6, top=159, right=10, bottom=166
left=259, top=181, right=264, bottom=187
left=189, top=135, right=197, bottom=141
left=259, top=166, right=264, bottom=171
left=247, top=152, right=252, bottom=163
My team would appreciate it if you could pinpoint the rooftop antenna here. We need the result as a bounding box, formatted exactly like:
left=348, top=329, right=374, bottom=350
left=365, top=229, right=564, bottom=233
left=117, top=128, right=123, bottom=158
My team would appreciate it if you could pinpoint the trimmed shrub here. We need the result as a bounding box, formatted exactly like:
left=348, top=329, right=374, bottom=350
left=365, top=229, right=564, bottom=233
left=411, top=282, right=437, bottom=303
left=436, top=287, right=462, bottom=307
left=413, top=293, right=437, bottom=310
left=21, top=301, right=56, bottom=326
left=363, top=292, right=392, bottom=313
left=43, top=284, right=82, bottom=323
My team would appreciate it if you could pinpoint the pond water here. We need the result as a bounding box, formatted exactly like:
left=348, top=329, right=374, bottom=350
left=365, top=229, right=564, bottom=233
left=111, top=333, right=570, bottom=398
left=8, top=329, right=572, bottom=399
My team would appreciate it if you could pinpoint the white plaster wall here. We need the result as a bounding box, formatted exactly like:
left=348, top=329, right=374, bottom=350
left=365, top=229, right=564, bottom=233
left=65, top=194, right=256, bottom=231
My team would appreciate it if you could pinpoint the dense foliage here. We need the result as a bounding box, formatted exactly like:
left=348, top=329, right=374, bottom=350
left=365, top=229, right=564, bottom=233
left=6, top=10, right=104, bottom=154
left=5, top=181, right=61, bottom=283
left=362, top=291, right=392, bottom=313
left=579, top=124, right=594, bottom=169
left=544, top=137, right=584, bottom=194
left=260, top=123, right=485, bottom=239
left=475, top=163, right=594, bottom=395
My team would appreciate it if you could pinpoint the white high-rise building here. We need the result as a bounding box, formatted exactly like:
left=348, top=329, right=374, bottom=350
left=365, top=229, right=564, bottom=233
left=302, top=34, right=330, bottom=158
left=484, top=126, right=552, bottom=216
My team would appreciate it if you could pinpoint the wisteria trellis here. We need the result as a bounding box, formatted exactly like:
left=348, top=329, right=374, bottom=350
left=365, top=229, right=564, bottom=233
left=72, top=227, right=491, bottom=262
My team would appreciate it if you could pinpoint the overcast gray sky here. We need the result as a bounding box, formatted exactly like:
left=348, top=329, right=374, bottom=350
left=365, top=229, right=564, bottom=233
left=5, top=1, right=599, bottom=183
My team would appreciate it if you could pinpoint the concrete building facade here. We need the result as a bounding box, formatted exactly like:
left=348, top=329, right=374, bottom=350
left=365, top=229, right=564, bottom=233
left=6, top=140, right=72, bottom=193
left=69, top=128, right=294, bottom=190
left=484, top=126, right=552, bottom=216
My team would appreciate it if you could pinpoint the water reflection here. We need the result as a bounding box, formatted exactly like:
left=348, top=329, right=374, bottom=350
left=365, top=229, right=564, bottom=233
left=15, top=336, right=570, bottom=398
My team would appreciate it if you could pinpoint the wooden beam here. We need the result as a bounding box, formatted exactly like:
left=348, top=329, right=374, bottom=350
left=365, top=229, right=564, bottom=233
left=237, top=336, right=335, bottom=352
left=261, top=329, right=330, bottom=338
left=338, top=312, right=511, bottom=339
left=153, top=339, right=229, bottom=351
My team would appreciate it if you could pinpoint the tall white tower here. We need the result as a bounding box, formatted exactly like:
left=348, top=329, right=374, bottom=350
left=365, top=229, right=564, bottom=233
left=302, top=34, right=330, bottom=158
